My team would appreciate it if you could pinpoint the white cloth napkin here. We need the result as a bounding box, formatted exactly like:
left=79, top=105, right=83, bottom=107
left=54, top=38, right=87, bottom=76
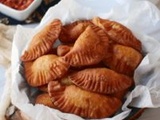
left=0, top=24, right=16, bottom=120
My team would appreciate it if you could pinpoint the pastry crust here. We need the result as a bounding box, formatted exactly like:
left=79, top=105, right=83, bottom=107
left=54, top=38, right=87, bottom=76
left=57, top=44, right=72, bottom=56
left=48, top=81, right=122, bottom=119
left=35, top=93, right=57, bottom=108
left=92, top=17, right=142, bottom=52
left=103, top=44, right=143, bottom=76
left=60, top=76, right=73, bottom=86
left=63, top=25, right=109, bottom=67
left=59, top=20, right=92, bottom=43
left=69, top=68, right=132, bottom=94
left=21, top=19, right=62, bottom=61
left=23, top=54, right=69, bottom=87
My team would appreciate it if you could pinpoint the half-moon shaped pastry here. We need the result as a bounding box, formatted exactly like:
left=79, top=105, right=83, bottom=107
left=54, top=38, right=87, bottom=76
left=48, top=81, right=122, bottom=119
left=69, top=68, right=132, bottom=94
left=23, top=54, right=69, bottom=87
left=103, top=44, right=143, bottom=76
left=35, top=93, right=57, bottom=108
left=21, top=19, right=62, bottom=62
left=63, top=25, right=109, bottom=67
left=59, top=20, right=92, bottom=43
left=92, top=17, right=142, bottom=52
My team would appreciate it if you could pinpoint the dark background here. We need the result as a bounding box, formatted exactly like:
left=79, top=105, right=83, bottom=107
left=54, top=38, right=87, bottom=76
left=0, top=0, right=60, bottom=25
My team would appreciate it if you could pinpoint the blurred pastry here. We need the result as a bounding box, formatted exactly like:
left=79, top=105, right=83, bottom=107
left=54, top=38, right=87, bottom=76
left=23, top=54, right=69, bottom=87
left=21, top=19, right=62, bottom=61
left=92, top=17, right=142, bottom=52
left=69, top=68, right=132, bottom=94
left=103, top=44, right=143, bottom=76
left=48, top=81, right=122, bottom=119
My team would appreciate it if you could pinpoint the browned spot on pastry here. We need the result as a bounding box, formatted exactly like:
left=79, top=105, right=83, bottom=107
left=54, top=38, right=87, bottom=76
left=48, top=81, right=122, bottom=119
left=92, top=17, right=142, bottom=52
left=23, top=54, right=69, bottom=87
left=21, top=19, right=62, bottom=61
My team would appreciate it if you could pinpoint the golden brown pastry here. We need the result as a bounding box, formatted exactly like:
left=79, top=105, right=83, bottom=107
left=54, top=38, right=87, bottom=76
left=110, top=89, right=128, bottom=100
left=92, top=17, right=142, bottom=52
left=21, top=19, right=62, bottom=62
left=57, top=44, right=72, bottom=56
left=48, top=81, right=122, bottom=119
left=103, top=44, right=143, bottom=76
left=35, top=93, right=57, bottom=108
left=63, top=25, right=109, bottom=67
left=38, top=76, right=73, bottom=92
left=23, top=54, right=69, bottom=87
left=69, top=68, right=132, bottom=94
left=20, top=18, right=142, bottom=119
left=60, top=76, right=73, bottom=86
left=59, top=20, right=92, bottom=43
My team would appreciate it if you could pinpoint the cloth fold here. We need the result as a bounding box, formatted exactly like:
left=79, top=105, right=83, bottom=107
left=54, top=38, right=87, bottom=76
left=0, top=24, right=16, bottom=120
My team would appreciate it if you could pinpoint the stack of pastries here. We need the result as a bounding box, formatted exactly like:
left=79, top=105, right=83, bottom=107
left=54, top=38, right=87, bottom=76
left=20, top=17, right=143, bottom=119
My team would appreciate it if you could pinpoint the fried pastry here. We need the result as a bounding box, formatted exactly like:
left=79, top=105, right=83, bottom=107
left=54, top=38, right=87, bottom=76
left=60, top=76, right=73, bottom=86
left=23, top=54, right=69, bottom=87
left=21, top=19, right=62, bottom=61
left=110, top=90, right=128, bottom=100
left=48, top=81, right=122, bottom=119
left=92, top=17, right=142, bottom=52
left=69, top=68, right=132, bottom=94
left=103, top=44, right=143, bottom=76
left=57, top=44, right=72, bottom=56
left=59, top=20, right=92, bottom=43
left=63, top=25, right=109, bottom=67
left=46, top=47, right=57, bottom=55
left=35, top=93, right=57, bottom=108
